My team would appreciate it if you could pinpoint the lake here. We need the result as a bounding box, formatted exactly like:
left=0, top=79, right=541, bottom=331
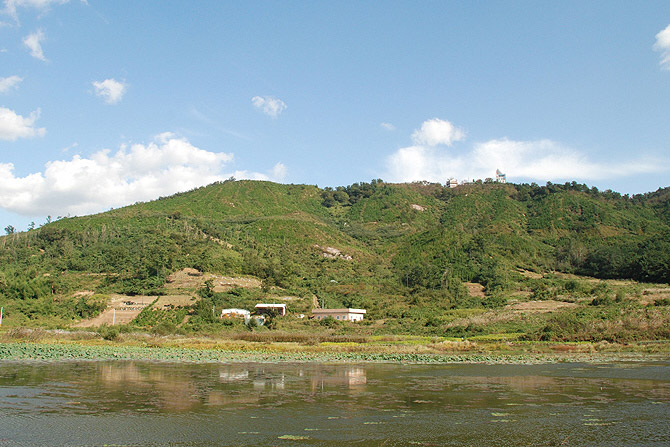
left=0, top=361, right=668, bottom=446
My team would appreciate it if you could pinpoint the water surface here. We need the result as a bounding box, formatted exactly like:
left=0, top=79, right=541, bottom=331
left=0, top=361, right=668, bottom=446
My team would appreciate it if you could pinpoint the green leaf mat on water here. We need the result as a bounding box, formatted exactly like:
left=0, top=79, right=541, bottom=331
left=0, top=341, right=665, bottom=364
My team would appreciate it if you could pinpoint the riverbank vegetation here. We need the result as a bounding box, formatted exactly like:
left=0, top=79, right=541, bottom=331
left=1, top=328, right=668, bottom=365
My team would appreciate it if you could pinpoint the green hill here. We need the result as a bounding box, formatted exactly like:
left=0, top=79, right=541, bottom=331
left=1, top=179, right=668, bottom=341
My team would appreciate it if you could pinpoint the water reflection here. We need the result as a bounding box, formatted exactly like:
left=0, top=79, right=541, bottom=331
left=0, top=361, right=668, bottom=446
left=57, top=362, right=373, bottom=411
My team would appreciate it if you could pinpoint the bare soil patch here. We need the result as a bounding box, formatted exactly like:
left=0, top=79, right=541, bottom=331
left=73, top=294, right=154, bottom=327
left=446, top=300, right=577, bottom=328
left=272, top=296, right=301, bottom=301
left=507, top=300, right=578, bottom=313
left=314, top=245, right=353, bottom=261
left=165, top=268, right=261, bottom=291
left=74, top=308, right=143, bottom=327
left=72, top=290, right=94, bottom=298
left=464, top=282, right=485, bottom=298
left=155, top=295, right=196, bottom=308
left=517, top=269, right=543, bottom=279
left=641, top=288, right=670, bottom=305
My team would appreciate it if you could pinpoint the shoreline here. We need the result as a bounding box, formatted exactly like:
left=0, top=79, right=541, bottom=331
left=1, top=340, right=668, bottom=365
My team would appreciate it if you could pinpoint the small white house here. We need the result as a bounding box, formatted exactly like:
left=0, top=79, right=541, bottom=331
left=312, top=308, right=366, bottom=322
left=221, top=308, right=251, bottom=323
left=255, top=303, right=287, bottom=316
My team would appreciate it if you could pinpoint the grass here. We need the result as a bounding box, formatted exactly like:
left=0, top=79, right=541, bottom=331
left=1, top=327, right=668, bottom=366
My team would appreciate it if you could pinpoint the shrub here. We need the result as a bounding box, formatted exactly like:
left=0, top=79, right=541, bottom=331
left=319, top=316, right=337, bottom=328
left=590, top=295, right=614, bottom=306
left=98, top=325, right=120, bottom=341
left=151, top=321, right=177, bottom=336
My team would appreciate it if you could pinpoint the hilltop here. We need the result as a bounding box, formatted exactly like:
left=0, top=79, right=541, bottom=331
left=0, top=179, right=669, bottom=343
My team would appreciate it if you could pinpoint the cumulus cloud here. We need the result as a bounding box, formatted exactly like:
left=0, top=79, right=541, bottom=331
left=0, top=75, right=22, bottom=93
left=3, top=0, right=69, bottom=23
left=380, top=122, right=395, bottom=131
left=0, top=134, right=287, bottom=216
left=252, top=95, right=287, bottom=118
left=411, top=118, right=465, bottom=146
left=0, top=107, right=45, bottom=140
left=654, top=24, right=670, bottom=70
left=92, top=78, right=127, bottom=104
left=270, top=162, right=287, bottom=181
left=385, top=120, right=668, bottom=184
left=23, top=29, right=46, bottom=61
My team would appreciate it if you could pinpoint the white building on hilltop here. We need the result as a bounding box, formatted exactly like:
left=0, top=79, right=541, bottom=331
left=312, top=308, right=366, bottom=322
left=495, top=169, right=507, bottom=183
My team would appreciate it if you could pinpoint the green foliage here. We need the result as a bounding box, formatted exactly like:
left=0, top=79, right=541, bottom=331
left=0, top=179, right=668, bottom=341
left=98, top=325, right=120, bottom=341
left=74, top=295, right=107, bottom=319
left=320, top=316, right=337, bottom=328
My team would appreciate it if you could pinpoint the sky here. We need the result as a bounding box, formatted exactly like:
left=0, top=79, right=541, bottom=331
left=1, top=1, right=669, bottom=231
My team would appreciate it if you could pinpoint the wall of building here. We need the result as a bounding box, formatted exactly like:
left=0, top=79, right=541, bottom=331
left=313, top=311, right=364, bottom=322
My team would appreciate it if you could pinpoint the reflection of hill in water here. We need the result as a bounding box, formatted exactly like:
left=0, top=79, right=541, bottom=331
left=98, top=362, right=199, bottom=411
left=1, top=362, right=669, bottom=446
left=92, top=363, right=370, bottom=411
left=2, top=362, right=667, bottom=417
left=311, top=367, right=367, bottom=391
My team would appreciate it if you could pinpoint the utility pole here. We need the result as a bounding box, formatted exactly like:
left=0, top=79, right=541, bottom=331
left=0, top=307, right=3, bottom=326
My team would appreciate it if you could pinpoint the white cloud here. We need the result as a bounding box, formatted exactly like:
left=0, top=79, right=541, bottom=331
left=3, top=0, right=69, bottom=23
left=23, top=29, right=46, bottom=61
left=0, top=75, right=22, bottom=93
left=385, top=120, right=668, bottom=184
left=411, top=118, right=465, bottom=146
left=380, top=122, right=395, bottom=131
left=653, top=24, right=670, bottom=70
left=92, top=78, right=127, bottom=104
left=0, top=134, right=286, bottom=216
left=0, top=107, right=45, bottom=140
left=252, top=95, right=287, bottom=118
left=270, top=162, right=287, bottom=181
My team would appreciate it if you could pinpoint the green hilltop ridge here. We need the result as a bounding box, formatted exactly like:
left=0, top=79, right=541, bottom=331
left=1, top=179, right=669, bottom=342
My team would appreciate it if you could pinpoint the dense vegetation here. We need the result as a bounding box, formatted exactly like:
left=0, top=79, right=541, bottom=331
left=1, top=179, right=668, bottom=342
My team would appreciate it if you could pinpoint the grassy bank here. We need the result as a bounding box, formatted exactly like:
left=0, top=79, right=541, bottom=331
left=1, top=328, right=668, bottom=365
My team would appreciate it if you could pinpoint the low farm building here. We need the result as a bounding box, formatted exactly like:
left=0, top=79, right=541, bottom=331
left=221, top=308, right=251, bottom=323
left=312, top=308, right=366, bottom=322
left=255, top=303, right=287, bottom=316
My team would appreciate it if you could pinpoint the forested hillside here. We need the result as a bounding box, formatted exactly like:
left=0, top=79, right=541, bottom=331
left=1, top=179, right=668, bottom=341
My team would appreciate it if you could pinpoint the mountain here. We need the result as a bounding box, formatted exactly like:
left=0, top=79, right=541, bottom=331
left=1, top=179, right=669, bottom=341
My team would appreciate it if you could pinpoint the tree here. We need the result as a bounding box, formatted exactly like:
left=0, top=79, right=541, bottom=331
left=4, top=225, right=15, bottom=235
left=200, top=279, right=215, bottom=298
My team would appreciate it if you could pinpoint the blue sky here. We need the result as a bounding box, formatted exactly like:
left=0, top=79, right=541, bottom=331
left=1, top=1, right=669, bottom=231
